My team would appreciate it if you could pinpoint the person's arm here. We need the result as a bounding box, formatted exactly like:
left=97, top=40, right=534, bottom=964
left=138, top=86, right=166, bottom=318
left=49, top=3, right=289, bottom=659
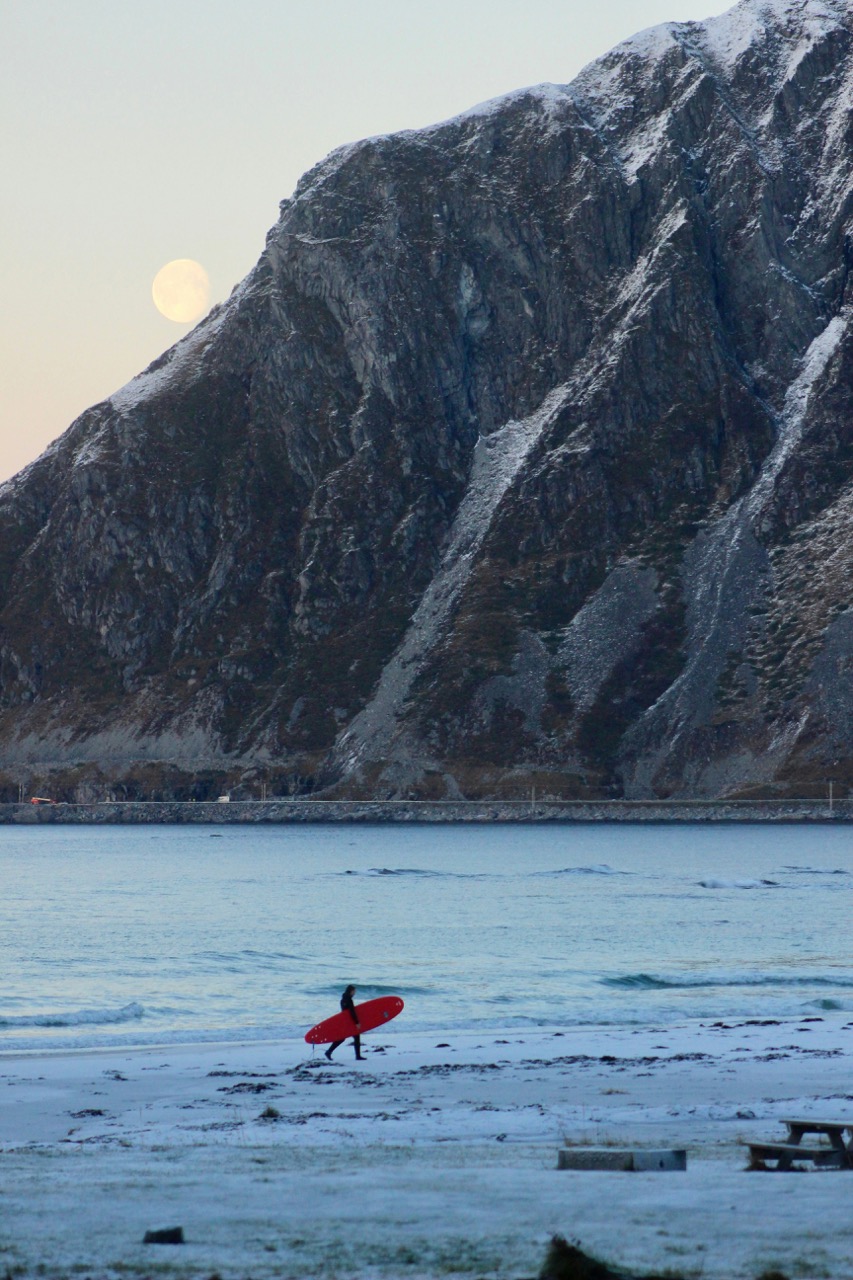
left=344, top=994, right=360, bottom=1030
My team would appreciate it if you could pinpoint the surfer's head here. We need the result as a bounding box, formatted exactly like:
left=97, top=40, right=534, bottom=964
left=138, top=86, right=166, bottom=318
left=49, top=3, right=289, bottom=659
left=344, top=984, right=356, bottom=996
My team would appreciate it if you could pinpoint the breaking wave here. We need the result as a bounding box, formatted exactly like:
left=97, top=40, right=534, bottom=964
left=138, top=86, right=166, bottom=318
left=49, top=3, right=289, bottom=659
left=342, top=867, right=492, bottom=880
left=0, top=1002, right=144, bottom=1029
left=534, top=864, right=625, bottom=877
left=780, top=866, right=850, bottom=876
left=699, top=877, right=780, bottom=889
left=343, top=865, right=626, bottom=880
left=362, top=867, right=443, bottom=877
left=602, top=973, right=853, bottom=992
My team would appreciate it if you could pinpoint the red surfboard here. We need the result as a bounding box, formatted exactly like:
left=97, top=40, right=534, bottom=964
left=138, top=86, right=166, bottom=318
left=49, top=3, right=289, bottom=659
left=305, top=996, right=404, bottom=1045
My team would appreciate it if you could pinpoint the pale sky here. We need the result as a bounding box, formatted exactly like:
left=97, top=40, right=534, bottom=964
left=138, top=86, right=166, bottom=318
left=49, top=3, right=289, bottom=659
left=1, top=0, right=733, bottom=483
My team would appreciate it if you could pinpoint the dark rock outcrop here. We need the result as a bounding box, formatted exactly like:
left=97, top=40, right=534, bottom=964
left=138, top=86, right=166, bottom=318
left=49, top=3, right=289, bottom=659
left=2, top=0, right=853, bottom=801
left=538, top=1233, right=673, bottom=1280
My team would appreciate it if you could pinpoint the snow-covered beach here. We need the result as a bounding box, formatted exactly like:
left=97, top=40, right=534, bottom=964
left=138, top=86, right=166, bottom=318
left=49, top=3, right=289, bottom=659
left=2, top=1015, right=852, bottom=1279
left=3, top=823, right=852, bottom=1275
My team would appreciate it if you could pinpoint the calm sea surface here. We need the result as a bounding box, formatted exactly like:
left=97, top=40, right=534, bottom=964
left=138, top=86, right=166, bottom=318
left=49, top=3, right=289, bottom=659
left=1, top=822, right=851, bottom=1051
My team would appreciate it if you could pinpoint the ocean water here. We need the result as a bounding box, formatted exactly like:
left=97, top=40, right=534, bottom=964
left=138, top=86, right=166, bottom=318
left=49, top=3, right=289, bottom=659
left=0, top=822, right=851, bottom=1052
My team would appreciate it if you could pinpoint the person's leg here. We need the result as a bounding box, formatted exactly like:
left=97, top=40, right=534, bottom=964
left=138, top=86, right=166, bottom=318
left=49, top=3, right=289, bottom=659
left=353, top=1034, right=363, bottom=1060
left=325, top=1039, right=343, bottom=1060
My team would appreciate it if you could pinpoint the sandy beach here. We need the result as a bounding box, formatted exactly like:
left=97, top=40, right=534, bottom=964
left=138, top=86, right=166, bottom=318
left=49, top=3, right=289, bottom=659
left=1, top=1015, right=852, bottom=1278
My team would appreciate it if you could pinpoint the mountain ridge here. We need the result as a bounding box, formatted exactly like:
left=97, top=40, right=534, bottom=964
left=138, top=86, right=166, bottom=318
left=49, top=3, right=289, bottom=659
left=2, top=0, right=853, bottom=801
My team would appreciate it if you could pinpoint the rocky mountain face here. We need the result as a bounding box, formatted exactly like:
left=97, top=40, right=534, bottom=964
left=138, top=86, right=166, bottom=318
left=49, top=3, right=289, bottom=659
left=3, top=0, right=853, bottom=801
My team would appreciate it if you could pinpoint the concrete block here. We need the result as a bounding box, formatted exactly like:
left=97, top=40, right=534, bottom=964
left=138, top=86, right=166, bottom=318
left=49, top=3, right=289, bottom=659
left=557, top=1148, right=634, bottom=1171
left=557, top=1148, right=686, bottom=1172
left=632, top=1149, right=687, bottom=1171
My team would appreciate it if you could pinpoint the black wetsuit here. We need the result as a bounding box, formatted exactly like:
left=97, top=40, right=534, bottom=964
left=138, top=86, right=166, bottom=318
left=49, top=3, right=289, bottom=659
left=326, top=989, right=363, bottom=1059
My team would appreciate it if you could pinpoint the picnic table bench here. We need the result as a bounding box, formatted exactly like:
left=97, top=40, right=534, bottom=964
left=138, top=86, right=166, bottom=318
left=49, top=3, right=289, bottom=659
left=744, top=1118, right=853, bottom=1170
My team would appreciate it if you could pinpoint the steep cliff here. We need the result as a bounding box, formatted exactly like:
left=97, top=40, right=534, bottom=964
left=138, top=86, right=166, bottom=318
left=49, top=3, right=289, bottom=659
left=3, top=0, right=853, bottom=801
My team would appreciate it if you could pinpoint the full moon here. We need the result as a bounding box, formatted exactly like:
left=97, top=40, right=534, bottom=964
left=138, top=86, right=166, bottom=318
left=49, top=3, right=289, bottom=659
left=152, top=259, right=210, bottom=323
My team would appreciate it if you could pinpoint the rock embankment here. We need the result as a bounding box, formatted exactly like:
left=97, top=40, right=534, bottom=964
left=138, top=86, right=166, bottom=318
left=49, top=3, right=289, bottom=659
left=0, top=800, right=849, bottom=824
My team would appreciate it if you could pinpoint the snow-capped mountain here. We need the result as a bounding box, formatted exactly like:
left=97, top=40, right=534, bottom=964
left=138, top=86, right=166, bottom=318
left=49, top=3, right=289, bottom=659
left=2, top=0, right=853, bottom=800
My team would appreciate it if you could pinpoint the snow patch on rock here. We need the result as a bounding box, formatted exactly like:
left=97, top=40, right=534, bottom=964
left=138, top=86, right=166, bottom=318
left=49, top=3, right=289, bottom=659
left=333, top=389, right=569, bottom=771
left=623, top=306, right=853, bottom=795
left=559, top=564, right=660, bottom=715
left=700, top=0, right=848, bottom=74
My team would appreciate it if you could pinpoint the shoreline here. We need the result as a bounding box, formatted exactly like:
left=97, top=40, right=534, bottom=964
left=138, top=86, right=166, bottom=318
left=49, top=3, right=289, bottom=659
left=0, top=797, right=849, bottom=823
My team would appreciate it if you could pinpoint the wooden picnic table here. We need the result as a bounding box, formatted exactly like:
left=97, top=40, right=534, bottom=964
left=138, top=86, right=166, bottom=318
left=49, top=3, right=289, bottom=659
left=744, top=1118, right=853, bottom=1170
left=783, top=1118, right=853, bottom=1151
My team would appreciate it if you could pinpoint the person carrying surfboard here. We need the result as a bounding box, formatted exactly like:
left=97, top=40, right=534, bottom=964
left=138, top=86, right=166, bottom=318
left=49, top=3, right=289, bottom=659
left=325, top=984, right=364, bottom=1061
left=306, top=992, right=403, bottom=1054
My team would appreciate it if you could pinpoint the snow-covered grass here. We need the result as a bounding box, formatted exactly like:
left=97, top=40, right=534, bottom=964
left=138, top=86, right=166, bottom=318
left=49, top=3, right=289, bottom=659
left=2, top=1016, right=852, bottom=1278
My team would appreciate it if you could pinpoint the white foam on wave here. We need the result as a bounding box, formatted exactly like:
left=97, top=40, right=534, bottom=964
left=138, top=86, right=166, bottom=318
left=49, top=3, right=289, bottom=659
left=0, top=1002, right=144, bottom=1030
